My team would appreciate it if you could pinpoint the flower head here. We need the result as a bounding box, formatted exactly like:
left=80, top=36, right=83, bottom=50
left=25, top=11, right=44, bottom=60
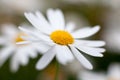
left=19, top=9, right=106, bottom=70
left=0, top=24, right=42, bottom=72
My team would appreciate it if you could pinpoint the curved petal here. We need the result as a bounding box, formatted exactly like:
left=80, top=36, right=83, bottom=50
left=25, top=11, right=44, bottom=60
left=24, top=12, right=53, bottom=34
left=56, top=45, right=74, bottom=65
left=70, top=46, right=93, bottom=70
left=34, top=43, right=51, bottom=54
left=16, top=49, right=29, bottom=65
left=71, top=25, right=100, bottom=38
left=47, top=9, right=65, bottom=30
left=36, top=46, right=56, bottom=70
left=25, top=46, right=38, bottom=58
left=10, top=48, right=29, bottom=72
left=10, top=56, right=20, bottom=72
left=19, top=26, right=40, bottom=40
left=75, top=40, right=106, bottom=47
left=0, top=46, right=15, bottom=67
left=74, top=44, right=105, bottom=57
left=19, top=27, right=52, bottom=43
left=35, top=11, right=50, bottom=28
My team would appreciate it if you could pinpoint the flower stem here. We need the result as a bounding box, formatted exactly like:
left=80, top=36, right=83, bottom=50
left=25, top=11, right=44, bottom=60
left=55, top=61, right=59, bottom=80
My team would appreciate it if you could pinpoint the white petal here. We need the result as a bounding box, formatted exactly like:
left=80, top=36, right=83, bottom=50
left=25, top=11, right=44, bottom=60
left=35, top=11, right=51, bottom=28
left=72, top=25, right=100, bottom=38
left=36, top=46, right=56, bottom=70
left=16, top=41, right=32, bottom=45
left=10, top=56, right=20, bottom=72
left=0, top=37, right=7, bottom=45
left=16, top=49, right=29, bottom=65
left=16, top=41, right=54, bottom=54
left=35, top=31, right=53, bottom=43
left=10, top=48, right=29, bottom=72
left=28, top=50, right=38, bottom=58
left=70, top=46, right=93, bottom=69
left=55, top=45, right=74, bottom=65
left=47, top=9, right=65, bottom=30
left=75, top=40, right=106, bottom=47
left=108, top=63, right=120, bottom=79
left=16, top=39, right=54, bottom=53
left=80, top=71, right=106, bottom=80
left=46, top=9, right=57, bottom=30
left=24, top=12, right=53, bottom=34
left=21, top=36, right=36, bottom=41
left=74, top=44, right=105, bottom=57
left=19, top=27, right=52, bottom=43
left=19, top=26, right=40, bottom=40
left=65, top=22, right=75, bottom=32
left=0, top=46, right=15, bottom=67
left=25, top=46, right=38, bottom=58
left=34, top=43, right=51, bottom=54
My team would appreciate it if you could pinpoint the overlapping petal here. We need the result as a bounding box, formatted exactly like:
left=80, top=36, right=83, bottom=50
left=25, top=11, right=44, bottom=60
left=47, top=9, right=65, bottom=30
left=36, top=46, right=56, bottom=70
left=24, top=12, right=53, bottom=34
left=0, top=46, right=15, bottom=67
left=56, top=45, right=74, bottom=65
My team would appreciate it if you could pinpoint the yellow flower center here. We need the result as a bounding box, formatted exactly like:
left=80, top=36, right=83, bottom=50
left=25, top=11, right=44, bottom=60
left=50, top=30, right=74, bottom=45
left=15, top=33, right=25, bottom=42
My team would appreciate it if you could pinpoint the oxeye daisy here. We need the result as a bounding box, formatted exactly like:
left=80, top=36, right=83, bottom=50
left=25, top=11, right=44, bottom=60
left=0, top=24, right=45, bottom=72
left=79, top=63, right=120, bottom=80
left=18, top=9, right=106, bottom=70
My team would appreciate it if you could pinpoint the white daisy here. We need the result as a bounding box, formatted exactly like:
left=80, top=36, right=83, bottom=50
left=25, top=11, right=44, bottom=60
left=0, top=24, right=45, bottom=72
left=78, top=63, right=120, bottom=80
left=18, top=9, right=106, bottom=70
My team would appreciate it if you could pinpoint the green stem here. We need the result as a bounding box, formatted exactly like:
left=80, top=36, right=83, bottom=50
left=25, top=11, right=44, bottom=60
left=55, top=61, right=59, bottom=80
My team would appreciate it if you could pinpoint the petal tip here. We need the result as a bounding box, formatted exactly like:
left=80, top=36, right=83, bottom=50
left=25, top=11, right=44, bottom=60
left=36, top=64, right=44, bottom=70
left=89, top=66, right=93, bottom=70
left=94, top=25, right=100, bottom=30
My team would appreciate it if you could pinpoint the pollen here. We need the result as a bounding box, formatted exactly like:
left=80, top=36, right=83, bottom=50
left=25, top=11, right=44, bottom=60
left=50, top=30, right=74, bottom=45
left=15, top=33, right=25, bottom=42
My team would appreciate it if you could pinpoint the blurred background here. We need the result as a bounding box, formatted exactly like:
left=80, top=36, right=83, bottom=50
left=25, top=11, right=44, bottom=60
left=0, top=0, right=120, bottom=80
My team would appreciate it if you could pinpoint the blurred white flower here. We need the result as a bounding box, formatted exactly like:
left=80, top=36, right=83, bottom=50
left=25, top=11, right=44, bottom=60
left=78, top=63, right=120, bottom=80
left=19, top=9, right=106, bottom=70
left=0, top=24, right=45, bottom=72
left=79, top=70, right=105, bottom=80
left=103, top=11, right=120, bottom=53
left=107, top=63, right=120, bottom=80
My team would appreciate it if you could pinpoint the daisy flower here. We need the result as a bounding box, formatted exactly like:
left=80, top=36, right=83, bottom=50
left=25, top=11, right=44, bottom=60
left=0, top=24, right=46, bottom=72
left=78, top=63, right=120, bottom=80
left=18, top=9, right=106, bottom=70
